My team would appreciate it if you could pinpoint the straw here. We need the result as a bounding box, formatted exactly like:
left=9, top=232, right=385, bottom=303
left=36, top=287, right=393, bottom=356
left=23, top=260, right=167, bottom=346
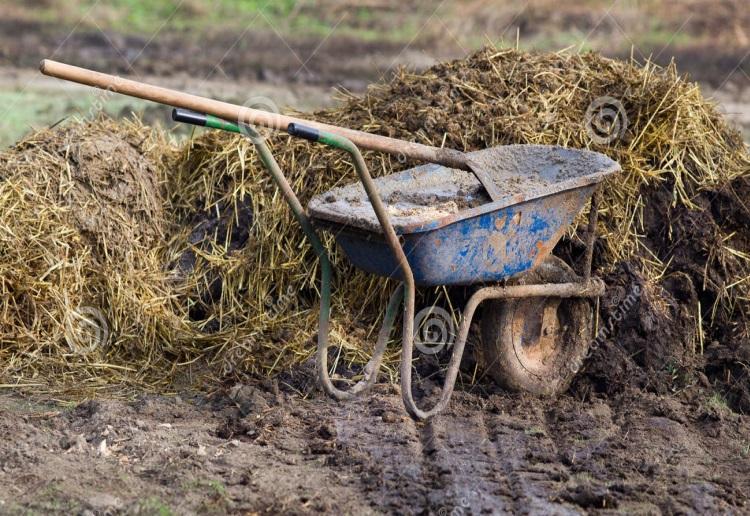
left=1, top=46, right=748, bottom=395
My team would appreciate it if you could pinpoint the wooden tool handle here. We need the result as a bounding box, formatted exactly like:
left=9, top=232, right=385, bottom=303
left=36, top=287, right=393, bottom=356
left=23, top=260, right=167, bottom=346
left=40, top=59, right=469, bottom=170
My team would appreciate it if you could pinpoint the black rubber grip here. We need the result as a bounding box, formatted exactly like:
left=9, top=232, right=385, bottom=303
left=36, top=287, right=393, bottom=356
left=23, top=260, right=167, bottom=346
left=172, top=108, right=207, bottom=126
left=287, top=123, right=320, bottom=142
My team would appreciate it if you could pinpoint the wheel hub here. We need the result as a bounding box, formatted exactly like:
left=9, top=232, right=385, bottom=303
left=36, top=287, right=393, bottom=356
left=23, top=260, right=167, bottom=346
left=509, top=297, right=564, bottom=375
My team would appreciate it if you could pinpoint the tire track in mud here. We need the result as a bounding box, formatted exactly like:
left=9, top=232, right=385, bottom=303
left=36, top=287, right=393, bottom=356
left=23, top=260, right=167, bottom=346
left=484, top=408, right=577, bottom=515
left=331, top=394, right=508, bottom=513
left=331, top=393, right=577, bottom=514
left=419, top=410, right=512, bottom=514
left=331, top=395, right=430, bottom=514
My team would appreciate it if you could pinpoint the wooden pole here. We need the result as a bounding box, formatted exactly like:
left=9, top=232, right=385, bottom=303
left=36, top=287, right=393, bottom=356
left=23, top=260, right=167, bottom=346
left=40, top=59, right=470, bottom=171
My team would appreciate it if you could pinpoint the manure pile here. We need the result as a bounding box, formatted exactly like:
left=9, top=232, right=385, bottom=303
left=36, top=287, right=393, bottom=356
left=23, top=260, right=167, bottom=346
left=1, top=47, right=748, bottom=406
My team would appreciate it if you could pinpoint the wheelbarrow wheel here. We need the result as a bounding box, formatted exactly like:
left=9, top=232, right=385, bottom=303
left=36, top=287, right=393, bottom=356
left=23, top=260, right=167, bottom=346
left=480, top=256, right=592, bottom=396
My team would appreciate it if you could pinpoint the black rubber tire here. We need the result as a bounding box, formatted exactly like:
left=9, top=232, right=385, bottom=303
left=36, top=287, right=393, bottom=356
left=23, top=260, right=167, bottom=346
left=480, top=256, right=592, bottom=396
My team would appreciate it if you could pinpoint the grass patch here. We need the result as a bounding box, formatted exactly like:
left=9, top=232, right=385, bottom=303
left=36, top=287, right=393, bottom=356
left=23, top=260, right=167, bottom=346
left=706, top=392, right=733, bottom=417
left=73, top=0, right=299, bottom=33
left=136, top=497, right=174, bottom=516
left=0, top=88, right=155, bottom=149
left=29, top=0, right=422, bottom=42
left=525, top=426, right=546, bottom=437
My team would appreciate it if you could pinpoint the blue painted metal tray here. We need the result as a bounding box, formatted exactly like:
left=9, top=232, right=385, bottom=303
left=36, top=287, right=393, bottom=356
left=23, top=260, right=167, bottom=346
left=308, top=145, right=620, bottom=287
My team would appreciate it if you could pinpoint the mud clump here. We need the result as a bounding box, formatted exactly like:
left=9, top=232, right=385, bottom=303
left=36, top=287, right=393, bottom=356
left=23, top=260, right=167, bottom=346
left=569, top=174, right=750, bottom=409
left=62, top=133, right=164, bottom=256
left=570, top=172, right=750, bottom=410
left=571, top=262, right=700, bottom=396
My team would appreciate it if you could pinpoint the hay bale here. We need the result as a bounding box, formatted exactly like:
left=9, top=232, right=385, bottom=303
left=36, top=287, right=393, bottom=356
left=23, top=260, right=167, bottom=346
left=1, top=47, right=749, bottom=395
left=171, top=47, right=748, bottom=361
left=0, top=117, right=181, bottom=393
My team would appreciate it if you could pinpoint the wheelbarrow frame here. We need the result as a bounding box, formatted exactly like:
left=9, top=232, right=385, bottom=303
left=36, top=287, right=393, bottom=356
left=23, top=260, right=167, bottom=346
left=172, top=110, right=606, bottom=420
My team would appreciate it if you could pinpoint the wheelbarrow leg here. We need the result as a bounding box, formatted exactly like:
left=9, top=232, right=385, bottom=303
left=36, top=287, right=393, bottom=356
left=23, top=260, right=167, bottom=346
left=169, top=113, right=403, bottom=399
left=583, top=189, right=601, bottom=282
left=289, top=126, right=465, bottom=419
left=399, top=286, right=477, bottom=419
left=242, top=124, right=403, bottom=400
left=244, top=126, right=403, bottom=400
left=317, top=284, right=403, bottom=399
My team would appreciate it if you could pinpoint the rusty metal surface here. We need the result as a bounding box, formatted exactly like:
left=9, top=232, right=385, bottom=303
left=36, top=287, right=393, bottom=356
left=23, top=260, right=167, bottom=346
left=399, top=275, right=605, bottom=420
left=308, top=144, right=620, bottom=235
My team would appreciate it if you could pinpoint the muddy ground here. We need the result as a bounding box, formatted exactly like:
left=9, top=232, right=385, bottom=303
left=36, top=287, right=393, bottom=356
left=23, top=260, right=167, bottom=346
left=1, top=368, right=748, bottom=515
left=1, top=3, right=750, bottom=515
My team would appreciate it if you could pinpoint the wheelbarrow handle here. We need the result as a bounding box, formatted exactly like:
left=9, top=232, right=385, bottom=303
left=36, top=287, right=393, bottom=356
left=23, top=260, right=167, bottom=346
left=171, top=108, right=207, bottom=126
left=172, top=108, right=242, bottom=133
left=40, top=59, right=470, bottom=171
left=171, top=109, right=403, bottom=400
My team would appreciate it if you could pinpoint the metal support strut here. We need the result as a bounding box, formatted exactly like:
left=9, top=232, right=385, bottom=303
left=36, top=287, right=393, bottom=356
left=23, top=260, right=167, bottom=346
left=171, top=109, right=404, bottom=401
left=245, top=126, right=405, bottom=401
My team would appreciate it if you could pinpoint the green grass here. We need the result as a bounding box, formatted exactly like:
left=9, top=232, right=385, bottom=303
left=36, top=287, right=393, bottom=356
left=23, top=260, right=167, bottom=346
left=74, top=0, right=298, bottom=33
left=633, top=27, right=696, bottom=51
left=524, top=426, right=546, bottom=437
left=706, top=392, right=732, bottom=416
left=182, top=478, right=231, bottom=513
left=136, top=497, right=174, bottom=516
left=0, top=89, right=156, bottom=148
left=27, top=0, right=430, bottom=45
left=205, top=479, right=227, bottom=496
left=20, top=0, right=720, bottom=56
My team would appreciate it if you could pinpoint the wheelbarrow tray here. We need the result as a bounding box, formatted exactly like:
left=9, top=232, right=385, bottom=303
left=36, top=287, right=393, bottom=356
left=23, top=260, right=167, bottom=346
left=308, top=145, right=619, bottom=287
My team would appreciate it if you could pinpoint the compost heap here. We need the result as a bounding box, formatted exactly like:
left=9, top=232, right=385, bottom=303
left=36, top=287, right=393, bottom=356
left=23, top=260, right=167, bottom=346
left=1, top=47, right=748, bottom=409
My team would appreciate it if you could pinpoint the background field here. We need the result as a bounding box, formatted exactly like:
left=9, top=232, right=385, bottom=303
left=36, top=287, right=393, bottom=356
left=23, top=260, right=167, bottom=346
left=1, top=0, right=749, bottom=147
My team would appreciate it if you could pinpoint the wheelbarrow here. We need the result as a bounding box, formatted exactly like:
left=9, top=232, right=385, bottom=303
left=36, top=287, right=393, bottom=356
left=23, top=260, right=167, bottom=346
left=167, top=112, right=618, bottom=420
left=40, top=60, right=621, bottom=420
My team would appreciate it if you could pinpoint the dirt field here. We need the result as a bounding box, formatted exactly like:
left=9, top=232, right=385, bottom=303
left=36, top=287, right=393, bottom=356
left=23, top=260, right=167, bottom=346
left=2, top=2, right=750, bottom=515
left=1, top=367, right=748, bottom=514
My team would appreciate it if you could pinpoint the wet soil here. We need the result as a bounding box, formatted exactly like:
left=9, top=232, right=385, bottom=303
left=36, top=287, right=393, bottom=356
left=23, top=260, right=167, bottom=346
left=0, top=370, right=747, bottom=515
left=554, top=176, right=750, bottom=420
